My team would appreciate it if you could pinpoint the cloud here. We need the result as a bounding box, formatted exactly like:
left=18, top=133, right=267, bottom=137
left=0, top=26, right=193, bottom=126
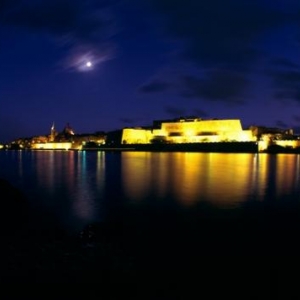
left=180, top=70, right=248, bottom=104
left=192, top=108, right=209, bottom=118
left=0, top=0, right=116, bottom=71
left=1, top=0, right=114, bottom=41
left=139, top=80, right=171, bottom=93
left=270, top=68, right=300, bottom=102
left=0, top=0, right=13, bottom=12
left=266, top=57, right=300, bottom=103
left=150, top=0, right=293, bottom=67
left=147, top=0, right=300, bottom=103
left=119, top=117, right=139, bottom=125
left=138, top=68, right=249, bottom=104
left=60, top=44, right=114, bottom=72
left=164, top=106, right=186, bottom=117
left=270, top=58, right=300, bottom=70
left=163, top=106, right=209, bottom=119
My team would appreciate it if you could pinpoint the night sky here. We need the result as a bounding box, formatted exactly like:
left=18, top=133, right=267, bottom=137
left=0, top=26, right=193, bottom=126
left=0, top=0, right=300, bottom=142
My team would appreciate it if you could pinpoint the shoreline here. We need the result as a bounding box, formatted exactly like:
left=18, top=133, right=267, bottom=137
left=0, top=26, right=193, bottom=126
left=83, top=141, right=259, bottom=153
left=2, top=141, right=300, bottom=154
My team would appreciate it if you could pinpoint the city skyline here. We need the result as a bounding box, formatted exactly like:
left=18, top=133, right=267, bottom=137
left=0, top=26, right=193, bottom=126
left=1, top=0, right=300, bottom=142
left=2, top=113, right=298, bottom=143
left=3, top=115, right=297, bottom=145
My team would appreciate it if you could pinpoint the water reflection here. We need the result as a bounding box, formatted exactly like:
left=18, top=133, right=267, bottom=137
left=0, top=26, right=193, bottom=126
left=72, top=151, right=92, bottom=219
left=122, top=153, right=255, bottom=207
left=275, top=154, right=300, bottom=197
left=121, top=152, right=152, bottom=201
left=36, top=151, right=56, bottom=190
left=250, top=154, right=268, bottom=201
left=121, top=152, right=300, bottom=207
left=26, top=151, right=107, bottom=228
left=1, top=151, right=300, bottom=231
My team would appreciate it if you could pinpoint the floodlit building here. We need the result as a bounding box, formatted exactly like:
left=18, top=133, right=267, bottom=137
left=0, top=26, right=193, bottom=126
left=121, top=128, right=154, bottom=144
left=9, top=117, right=300, bottom=152
left=30, top=123, right=106, bottom=150
left=49, top=122, right=57, bottom=142
left=116, top=118, right=256, bottom=145
left=31, top=142, right=73, bottom=150
left=251, top=126, right=300, bottom=151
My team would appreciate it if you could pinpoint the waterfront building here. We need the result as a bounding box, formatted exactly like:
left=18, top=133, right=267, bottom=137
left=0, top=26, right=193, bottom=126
left=31, top=142, right=73, bottom=150
left=30, top=123, right=106, bottom=150
left=49, top=123, right=57, bottom=142
left=7, top=117, right=300, bottom=152
left=111, top=117, right=256, bottom=145
left=252, top=126, right=300, bottom=151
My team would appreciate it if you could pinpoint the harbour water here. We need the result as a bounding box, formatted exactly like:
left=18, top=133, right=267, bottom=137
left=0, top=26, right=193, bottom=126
left=1, top=150, right=300, bottom=296
left=1, top=150, right=300, bottom=233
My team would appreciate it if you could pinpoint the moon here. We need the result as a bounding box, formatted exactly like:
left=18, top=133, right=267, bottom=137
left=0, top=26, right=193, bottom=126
left=86, top=61, right=92, bottom=67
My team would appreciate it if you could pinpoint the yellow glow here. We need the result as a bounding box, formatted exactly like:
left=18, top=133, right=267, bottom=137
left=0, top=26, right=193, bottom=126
left=31, top=142, right=72, bottom=150
left=122, top=128, right=153, bottom=144
left=121, top=152, right=266, bottom=208
left=35, top=151, right=56, bottom=189
left=201, top=153, right=254, bottom=206
left=275, top=140, right=300, bottom=148
left=122, top=152, right=152, bottom=200
left=185, top=129, right=195, bottom=137
left=258, top=141, right=268, bottom=151
left=250, top=154, right=268, bottom=201
left=121, top=119, right=256, bottom=144
left=96, top=152, right=105, bottom=189
left=171, top=153, right=203, bottom=205
left=275, top=154, right=298, bottom=197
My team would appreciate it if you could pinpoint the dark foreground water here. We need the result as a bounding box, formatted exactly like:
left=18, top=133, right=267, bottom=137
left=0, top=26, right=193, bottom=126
left=1, top=150, right=300, bottom=298
left=1, top=150, right=300, bottom=231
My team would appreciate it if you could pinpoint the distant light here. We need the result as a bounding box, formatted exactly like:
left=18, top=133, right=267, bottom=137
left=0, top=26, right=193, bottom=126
left=86, top=61, right=92, bottom=68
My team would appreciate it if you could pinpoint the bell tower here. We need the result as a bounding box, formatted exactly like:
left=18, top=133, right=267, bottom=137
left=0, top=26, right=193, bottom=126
left=50, top=122, right=56, bottom=142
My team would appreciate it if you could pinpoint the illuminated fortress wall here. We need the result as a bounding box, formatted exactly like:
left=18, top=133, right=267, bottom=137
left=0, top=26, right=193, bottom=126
left=159, top=119, right=254, bottom=143
left=121, top=119, right=256, bottom=144
left=274, top=140, right=300, bottom=148
left=31, top=142, right=73, bottom=150
left=161, top=119, right=243, bottom=133
left=258, top=134, right=300, bottom=151
left=121, top=128, right=153, bottom=144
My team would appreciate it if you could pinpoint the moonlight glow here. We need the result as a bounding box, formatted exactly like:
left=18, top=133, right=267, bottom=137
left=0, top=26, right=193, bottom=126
left=63, top=46, right=113, bottom=72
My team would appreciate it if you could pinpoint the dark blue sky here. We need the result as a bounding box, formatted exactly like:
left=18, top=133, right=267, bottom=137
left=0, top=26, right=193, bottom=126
left=0, top=0, right=300, bottom=142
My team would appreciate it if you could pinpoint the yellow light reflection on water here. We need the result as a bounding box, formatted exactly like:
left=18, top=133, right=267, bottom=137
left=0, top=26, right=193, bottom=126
left=29, top=151, right=300, bottom=212
left=121, top=152, right=275, bottom=208
left=170, top=153, right=205, bottom=205
left=250, top=153, right=268, bottom=201
left=73, top=151, right=94, bottom=219
left=182, top=153, right=256, bottom=207
left=155, top=153, right=176, bottom=198
left=122, top=152, right=153, bottom=201
left=96, top=151, right=105, bottom=186
left=275, top=154, right=299, bottom=197
left=35, top=150, right=56, bottom=190
left=34, top=151, right=97, bottom=220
